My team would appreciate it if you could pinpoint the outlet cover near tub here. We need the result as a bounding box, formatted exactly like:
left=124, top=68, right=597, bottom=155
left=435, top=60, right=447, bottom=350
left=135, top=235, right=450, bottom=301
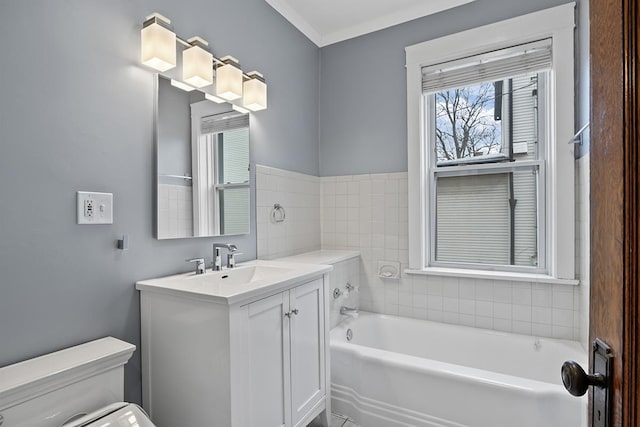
left=77, top=191, right=113, bottom=224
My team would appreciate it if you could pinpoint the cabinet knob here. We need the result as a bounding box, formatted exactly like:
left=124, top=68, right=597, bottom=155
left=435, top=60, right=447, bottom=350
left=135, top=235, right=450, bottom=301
left=291, top=308, right=299, bottom=315
left=284, top=312, right=291, bottom=318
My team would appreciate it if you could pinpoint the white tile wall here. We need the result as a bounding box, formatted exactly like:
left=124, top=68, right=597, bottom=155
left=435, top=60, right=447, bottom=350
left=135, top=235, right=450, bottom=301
left=576, top=154, right=590, bottom=349
left=255, top=165, right=589, bottom=341
left=256, top=165, right=321, bottom=259
left=321, top=172, right=584, bottom=340
left=158, top=184, right=193, bottom=239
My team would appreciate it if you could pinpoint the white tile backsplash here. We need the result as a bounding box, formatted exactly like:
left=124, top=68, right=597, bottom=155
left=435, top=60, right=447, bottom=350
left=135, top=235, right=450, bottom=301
left=321, top=171, right=586, bottom=340
left=157, top=184, right=193, bottom=239
left=256, top=165, right=321, bottom=259
left=255, top=165, right=589, bottom=341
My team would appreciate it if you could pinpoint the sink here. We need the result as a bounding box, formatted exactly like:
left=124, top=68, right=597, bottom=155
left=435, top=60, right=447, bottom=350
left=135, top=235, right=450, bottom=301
left=186, top=264, right=294, bottom=286
left=136, top=260, right=332, bottom=305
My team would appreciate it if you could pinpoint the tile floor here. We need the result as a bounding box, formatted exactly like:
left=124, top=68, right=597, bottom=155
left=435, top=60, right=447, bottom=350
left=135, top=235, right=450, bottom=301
left=331, top=413, right=360, bottom=427
left=309, top=413, right=360, bottom=427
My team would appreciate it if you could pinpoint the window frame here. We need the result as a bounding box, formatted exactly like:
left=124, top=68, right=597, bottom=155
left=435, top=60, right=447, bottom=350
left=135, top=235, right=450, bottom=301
left=427, top=74, right=547, bottom=274
left=405, top=3, right=577, bottom=283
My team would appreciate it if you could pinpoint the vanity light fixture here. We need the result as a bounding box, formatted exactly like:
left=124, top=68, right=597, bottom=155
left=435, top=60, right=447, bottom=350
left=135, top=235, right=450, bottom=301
left=170, top=79, right=196, bottom=92
left=205, top=93, right=226, bottom=104
left=183, top=37, right=213, bottom=88
left=216, top=56, right=244, bottom=101
left=141, top=13, right=267, bottom=111
left=141, top=13, right=176, bottom=72
left=243, top=71, right=267, bottom=111
left=232, top=105, right=250, bottom=114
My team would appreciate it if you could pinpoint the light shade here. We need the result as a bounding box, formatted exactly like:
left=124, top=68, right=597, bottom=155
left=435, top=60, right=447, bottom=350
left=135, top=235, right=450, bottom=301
left=183, top=37, right=213, bottom=88
left=243, top=71, right=267, bottom=111
left=216, top=56, right=243, bottom=101
left=141, top=14, right=176, bottom=72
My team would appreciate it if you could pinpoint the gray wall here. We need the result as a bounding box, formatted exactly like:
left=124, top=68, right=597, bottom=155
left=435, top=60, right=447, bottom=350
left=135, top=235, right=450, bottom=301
left=318, top=0, right=587, bottom=176
left=0, top=0, right=318, bottom=403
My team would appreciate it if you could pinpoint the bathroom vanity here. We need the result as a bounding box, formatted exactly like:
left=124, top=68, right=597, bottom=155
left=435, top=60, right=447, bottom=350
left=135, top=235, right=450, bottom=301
left=136, top=260, right=332, bottom=427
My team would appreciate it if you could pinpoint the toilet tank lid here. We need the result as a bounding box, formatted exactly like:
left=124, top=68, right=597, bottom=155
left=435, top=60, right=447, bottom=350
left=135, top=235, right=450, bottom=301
left=0, top=337, right=136, bottom=411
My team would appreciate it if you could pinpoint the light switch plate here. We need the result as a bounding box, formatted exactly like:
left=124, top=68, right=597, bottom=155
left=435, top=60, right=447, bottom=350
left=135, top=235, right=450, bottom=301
left=77, top=191, right=113, bottom=224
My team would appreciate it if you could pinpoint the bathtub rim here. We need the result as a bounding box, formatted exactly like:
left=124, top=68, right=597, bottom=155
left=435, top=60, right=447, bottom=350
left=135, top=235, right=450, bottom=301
left=331, top=310, right=587, bottom=393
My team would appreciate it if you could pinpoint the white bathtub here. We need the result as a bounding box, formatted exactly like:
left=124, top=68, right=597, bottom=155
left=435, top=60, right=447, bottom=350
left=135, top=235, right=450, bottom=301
left=330, top=311, right=587, bottom=427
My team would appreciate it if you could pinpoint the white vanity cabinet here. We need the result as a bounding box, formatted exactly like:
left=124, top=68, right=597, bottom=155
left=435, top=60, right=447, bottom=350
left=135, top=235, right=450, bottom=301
left=240, top=279, right=325, bottom=427
left=136, top=262, right=331, bottom=427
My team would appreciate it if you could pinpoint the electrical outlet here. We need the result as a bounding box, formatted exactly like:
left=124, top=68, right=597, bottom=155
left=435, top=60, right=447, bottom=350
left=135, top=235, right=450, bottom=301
left=77, top=191, right=113, bottom=224
left=84, top=199, right=94, bottom=218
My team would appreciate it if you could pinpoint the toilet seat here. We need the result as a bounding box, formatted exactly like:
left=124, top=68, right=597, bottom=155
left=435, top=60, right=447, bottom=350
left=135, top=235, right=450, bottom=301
left=62, top=403, right=155, bottom=427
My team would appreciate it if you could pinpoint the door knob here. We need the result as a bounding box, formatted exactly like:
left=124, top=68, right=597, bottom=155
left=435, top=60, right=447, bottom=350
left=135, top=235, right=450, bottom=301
left=561, top=360, right=605, bottom=396
left=561, top=338, right=612, bottom=427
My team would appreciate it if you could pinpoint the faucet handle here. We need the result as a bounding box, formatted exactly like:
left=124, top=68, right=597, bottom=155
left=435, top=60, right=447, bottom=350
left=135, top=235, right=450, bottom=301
left=186, top=258, right=206, bottom=275
left=227, top=252, right=242, bottom=268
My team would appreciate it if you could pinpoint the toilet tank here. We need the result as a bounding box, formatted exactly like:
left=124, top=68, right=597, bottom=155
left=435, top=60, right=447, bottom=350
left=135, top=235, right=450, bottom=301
left=0, top=337, right=136, bottom=427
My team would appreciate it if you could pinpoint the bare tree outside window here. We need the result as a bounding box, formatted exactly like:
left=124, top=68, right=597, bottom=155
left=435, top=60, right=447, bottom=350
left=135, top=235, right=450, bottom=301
left=435, top=82, right=503, bottom=163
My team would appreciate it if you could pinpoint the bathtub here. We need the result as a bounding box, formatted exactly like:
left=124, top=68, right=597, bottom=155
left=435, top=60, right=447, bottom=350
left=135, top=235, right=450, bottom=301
left=330, top=312, right=587, bottom=427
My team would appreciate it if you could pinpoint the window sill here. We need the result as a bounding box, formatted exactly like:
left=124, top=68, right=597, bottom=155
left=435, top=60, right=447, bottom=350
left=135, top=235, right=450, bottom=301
left=404, top=267, right=579, bottom=286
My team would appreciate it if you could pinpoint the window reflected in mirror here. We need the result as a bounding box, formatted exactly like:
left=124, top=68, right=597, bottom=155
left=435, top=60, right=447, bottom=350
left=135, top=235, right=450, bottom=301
left=156, top=75, right=250, bottom=239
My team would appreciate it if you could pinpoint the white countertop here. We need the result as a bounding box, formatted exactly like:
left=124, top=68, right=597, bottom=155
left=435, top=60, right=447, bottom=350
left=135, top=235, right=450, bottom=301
left=136, top=259, right=332, bottom=305
left=275, top=250, right=360, bottom=265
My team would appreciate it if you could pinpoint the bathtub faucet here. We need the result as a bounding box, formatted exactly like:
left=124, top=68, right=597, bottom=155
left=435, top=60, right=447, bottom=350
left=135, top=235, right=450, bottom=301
left=340, top=306, right=359, bottom=317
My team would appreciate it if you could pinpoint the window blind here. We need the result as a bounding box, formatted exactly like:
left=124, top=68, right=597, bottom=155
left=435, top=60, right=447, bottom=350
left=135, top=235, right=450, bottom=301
left=220, top=127, right=249, bottom=184
left=201, top=112, right=249, bottom=135
left=436, top=173, right=510, bottom=265
left=422, top=39, right=552, bottom=93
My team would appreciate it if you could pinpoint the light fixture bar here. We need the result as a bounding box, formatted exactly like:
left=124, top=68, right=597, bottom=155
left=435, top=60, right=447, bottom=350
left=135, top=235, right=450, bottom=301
left=141, top=12, right=267, bottom=110
left=171, top=37, right=257, bottom=80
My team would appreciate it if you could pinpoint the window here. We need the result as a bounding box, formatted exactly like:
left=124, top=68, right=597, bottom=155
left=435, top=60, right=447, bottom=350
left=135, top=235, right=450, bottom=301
left=192, top=107, right=250, bottom=236
left=405, top=4, right=577, bottom=282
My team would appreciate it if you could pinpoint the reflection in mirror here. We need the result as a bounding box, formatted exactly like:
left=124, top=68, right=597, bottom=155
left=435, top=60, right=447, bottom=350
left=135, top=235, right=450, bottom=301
left=156, top=75, right=250, bottom=239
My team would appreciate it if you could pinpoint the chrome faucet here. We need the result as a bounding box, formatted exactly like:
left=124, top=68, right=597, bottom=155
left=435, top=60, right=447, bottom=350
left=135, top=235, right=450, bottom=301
left=186, top=258, right=206, bottom=275
left=212, top=243, right=238, bottom=271
left=340, top=306, right=359, bottom=317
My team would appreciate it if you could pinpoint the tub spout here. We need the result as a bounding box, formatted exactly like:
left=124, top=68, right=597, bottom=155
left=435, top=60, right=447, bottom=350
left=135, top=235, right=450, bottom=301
left=340, top=306, right=359, bottom=317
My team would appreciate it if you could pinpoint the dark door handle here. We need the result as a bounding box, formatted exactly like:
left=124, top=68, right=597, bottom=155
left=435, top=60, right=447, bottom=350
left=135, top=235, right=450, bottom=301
left=561, top=360, right=606, bottom=396
left=561, top=339, right=612, bottom=427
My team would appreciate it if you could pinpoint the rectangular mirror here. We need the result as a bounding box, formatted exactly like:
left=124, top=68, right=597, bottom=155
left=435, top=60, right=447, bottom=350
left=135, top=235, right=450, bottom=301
left=155, top=74, right=250, bottom=239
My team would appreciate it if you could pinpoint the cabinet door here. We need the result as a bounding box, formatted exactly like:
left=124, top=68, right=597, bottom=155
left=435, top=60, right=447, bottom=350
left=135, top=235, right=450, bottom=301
left=289, top=278, right=326, bottom=426
left=246, top=292, right=291, bottom=427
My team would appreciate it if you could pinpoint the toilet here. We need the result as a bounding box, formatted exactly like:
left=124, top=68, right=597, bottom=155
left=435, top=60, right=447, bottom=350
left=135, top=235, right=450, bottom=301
left=0, top=337, right=155, bottom=426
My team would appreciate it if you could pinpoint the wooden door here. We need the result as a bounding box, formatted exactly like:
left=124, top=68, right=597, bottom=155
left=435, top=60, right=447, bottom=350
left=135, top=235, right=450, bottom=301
left=289, top=279, right=326, bottom=426
left=246, top=292, right=292, bottom=427
left=590, top=0, right=639, bottom=425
